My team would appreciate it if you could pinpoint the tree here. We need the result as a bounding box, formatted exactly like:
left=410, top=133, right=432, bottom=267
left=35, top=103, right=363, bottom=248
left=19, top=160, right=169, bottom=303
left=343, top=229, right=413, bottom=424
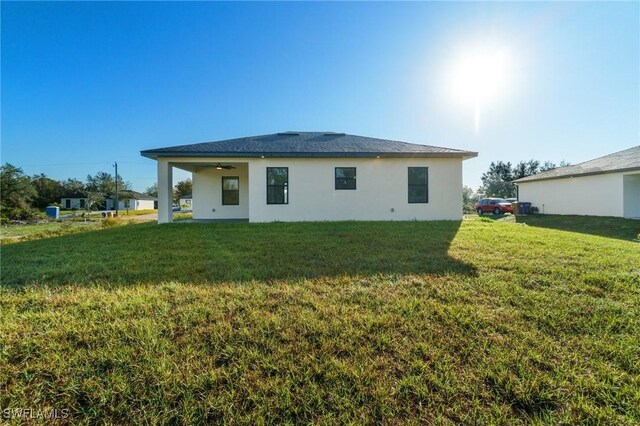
left=31, top=174, right=64, bottom=209
left=479, top=159, right=572, bottom=199
left=86, top=172, right=130, bottom=196
left=0, top=163, right=38, bottom=221
left=540, top=160, right=570, bottom=172
left=512, top=160, right=541, bottom=180
left=479, top=161, right=516, bottom=198
left=61, top=178, right=86, bottom=196
left=85, top=191, right=105, bottom=212
left=144, top=183, right=158, bottom=197
left=173, top=178, right=192, bottom=203
left=462, top=185, right=479, bottom=213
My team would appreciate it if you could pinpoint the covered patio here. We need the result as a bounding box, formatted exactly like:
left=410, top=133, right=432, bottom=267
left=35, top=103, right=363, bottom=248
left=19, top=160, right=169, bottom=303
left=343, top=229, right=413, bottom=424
left=157, top=159, right=250, bottom=223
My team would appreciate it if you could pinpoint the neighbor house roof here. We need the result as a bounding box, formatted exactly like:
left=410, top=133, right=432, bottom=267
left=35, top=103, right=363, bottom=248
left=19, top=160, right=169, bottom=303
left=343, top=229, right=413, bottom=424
left=514, top=146, right=640, bottom=183
left=141, top=132, right=478, bottom=159
left=180, top=194, right=192, bottom=199
left=107, top=191, right=156, bottom=201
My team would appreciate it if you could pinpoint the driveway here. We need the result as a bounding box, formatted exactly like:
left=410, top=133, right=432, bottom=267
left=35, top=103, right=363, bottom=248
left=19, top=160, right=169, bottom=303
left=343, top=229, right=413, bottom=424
left=126, top=213, right=158, bottom=222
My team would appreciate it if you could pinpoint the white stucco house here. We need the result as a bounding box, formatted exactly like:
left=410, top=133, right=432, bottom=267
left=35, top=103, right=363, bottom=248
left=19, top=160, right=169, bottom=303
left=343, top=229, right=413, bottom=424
left=106, top=191, right=157, bottom=211
left=60, top=194, right=90, bottom=210
left=179, top=194, right=192, bottom=209
left=61, top=191, right=156, bottom=211
left=141, top=132, right=477, bottom=223
left=514, top=146, right=640, bottom=218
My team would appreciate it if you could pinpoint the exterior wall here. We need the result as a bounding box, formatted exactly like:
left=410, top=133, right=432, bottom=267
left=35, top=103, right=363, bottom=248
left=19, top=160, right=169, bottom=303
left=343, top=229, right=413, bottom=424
left=517, top=172, right=626, bottom=217
left=60, top=198, right=87, bottom=210
left=192, top=163, right=249, bottom=219
left=623, top=173, right=640, bottom=218
left=104, top=198, right=155, bottom=210
left=135, top=199, right=156, bottom=210
left=179, top=198, right=192, bottom=208
left=247, top=157, right=463, bottom=222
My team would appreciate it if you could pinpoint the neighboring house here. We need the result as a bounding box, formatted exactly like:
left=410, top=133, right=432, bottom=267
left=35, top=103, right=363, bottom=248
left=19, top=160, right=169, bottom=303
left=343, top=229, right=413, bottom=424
left=514, top=146, right=640, bottom=218
left=61, top=191, right=157, bottom=211
left=179, top=194, right=192, bottom=208
left=60, top=194, right=89, bottom=210
left=141, top=131, right=477, bottom=223
left=106, top=191, right=157, bottom=211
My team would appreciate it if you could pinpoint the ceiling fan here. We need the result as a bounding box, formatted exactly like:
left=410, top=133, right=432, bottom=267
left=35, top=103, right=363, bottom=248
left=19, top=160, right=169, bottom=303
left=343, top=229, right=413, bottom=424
left=215, top=163, right=236, bottom=170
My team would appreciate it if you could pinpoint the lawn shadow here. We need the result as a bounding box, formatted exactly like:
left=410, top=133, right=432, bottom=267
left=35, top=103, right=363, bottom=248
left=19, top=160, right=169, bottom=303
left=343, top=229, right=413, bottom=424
left=1, top=220, right=476, bottom=288
left=513, top=214, right=640, bottom=241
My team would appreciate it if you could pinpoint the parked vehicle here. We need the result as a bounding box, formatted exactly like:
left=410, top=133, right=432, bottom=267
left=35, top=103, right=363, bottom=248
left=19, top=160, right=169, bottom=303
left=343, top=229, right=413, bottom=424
left=505, top=198, right=517, bottom=203
left=475, top=198, right=514, bottom=215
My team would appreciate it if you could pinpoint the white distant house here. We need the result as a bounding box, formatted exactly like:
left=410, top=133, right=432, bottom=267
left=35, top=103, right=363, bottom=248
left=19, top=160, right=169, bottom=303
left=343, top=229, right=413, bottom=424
left=61, top=191, right=156, bottom=211
left=141, top=131, right=477, bottom=223
left=106, top=191, right=156, bottom=211
left=60, top=194, right=90, bottom=210
left=514, top=146, right=640, bottom=218
left=179, top=194, right=192, bottom=209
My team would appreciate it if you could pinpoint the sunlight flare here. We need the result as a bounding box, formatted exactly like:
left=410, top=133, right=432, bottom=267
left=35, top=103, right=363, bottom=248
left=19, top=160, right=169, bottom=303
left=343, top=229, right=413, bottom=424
left=451, top=48, right=509, bottom=131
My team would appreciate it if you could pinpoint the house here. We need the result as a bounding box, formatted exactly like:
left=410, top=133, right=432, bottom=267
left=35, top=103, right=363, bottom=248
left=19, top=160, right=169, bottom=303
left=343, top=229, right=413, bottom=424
left=106, top=191, right=157, bottom=211
left=60, top=194, right=89, bottom=210
left=141, top=131, right=478, bottom=223
left=514, top=146, right=640, bottom=218
left=179, top=194, right=192, bottom=209
left=61, top=191, right=157, bottom=211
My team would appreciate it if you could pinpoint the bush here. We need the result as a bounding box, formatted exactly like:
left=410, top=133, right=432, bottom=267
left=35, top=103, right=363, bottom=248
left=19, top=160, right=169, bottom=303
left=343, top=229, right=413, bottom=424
left=101, top=217, right=121, bottom=229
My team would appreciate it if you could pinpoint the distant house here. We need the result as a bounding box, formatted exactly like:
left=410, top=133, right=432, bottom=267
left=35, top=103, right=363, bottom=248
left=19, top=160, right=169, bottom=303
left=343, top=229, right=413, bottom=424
left=60, top=194, right=89, bottom=210
left=141, top=131, right=477, bottom=223
left=514, top=146, right=640, bottom=218
left=61, top=191, right=157, bottom=211
left=179, top=194, right=192, bottom=208
left=106, top=191, right=156, bottom=211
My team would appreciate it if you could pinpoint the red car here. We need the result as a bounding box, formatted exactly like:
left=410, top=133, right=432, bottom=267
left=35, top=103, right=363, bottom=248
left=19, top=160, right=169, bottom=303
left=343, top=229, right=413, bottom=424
left=475, top=198, right=514, bottom=215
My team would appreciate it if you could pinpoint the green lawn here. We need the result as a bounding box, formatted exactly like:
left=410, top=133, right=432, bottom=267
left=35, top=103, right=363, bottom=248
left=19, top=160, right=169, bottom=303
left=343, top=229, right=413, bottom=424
left=1, top=217, right=639, bottom=424
left=0, top=221, right=102, bottom=244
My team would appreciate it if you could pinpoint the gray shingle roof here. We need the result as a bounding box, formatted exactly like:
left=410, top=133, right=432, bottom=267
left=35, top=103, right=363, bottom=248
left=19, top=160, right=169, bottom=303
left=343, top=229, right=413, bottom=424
left=514, top=146, right=640, bottom=183
left=141, top=132, right=477, bottom=159
left=107, top=191, right=156, bottom=201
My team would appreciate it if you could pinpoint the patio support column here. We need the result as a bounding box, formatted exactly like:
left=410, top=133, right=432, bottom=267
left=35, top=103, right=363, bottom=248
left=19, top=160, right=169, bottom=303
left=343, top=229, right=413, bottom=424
left=158, top=159, right=173, bottom=224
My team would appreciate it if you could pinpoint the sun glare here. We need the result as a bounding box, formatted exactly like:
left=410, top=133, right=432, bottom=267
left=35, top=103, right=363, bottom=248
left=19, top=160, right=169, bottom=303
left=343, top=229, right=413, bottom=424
left=451, top=48, right=508, bottom=131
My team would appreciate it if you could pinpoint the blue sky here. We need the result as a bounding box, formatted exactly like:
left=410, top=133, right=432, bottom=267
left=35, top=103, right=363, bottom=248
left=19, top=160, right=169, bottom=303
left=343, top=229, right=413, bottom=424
left=2, top=1, right=638, bottom=191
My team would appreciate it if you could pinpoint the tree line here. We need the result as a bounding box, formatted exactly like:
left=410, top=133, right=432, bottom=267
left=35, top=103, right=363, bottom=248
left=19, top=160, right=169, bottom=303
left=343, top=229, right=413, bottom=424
left=0, top=163, right=192, bottom=222
left=463, top=159, right=570, bottom=213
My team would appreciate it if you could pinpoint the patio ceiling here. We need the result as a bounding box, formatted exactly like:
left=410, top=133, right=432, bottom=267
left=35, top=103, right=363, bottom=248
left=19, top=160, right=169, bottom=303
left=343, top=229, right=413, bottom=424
left=171, top=161, right=248, bottom=173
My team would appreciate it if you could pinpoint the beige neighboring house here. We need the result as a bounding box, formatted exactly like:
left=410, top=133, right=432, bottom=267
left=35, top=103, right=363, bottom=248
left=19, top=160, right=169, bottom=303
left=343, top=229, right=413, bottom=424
left=141, top=131, right=477, bottom=223
left=514, top=146, right=640, bottom=218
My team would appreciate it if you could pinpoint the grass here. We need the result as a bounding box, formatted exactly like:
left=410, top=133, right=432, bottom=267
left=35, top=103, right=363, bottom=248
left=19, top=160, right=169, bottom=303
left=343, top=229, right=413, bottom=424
left=1, top=216, right=639, bottom=424
left=0, top=221, right=102, bottom=244
left=118, top=209, right=158, bottom=216
left=60, top=209, right=158, bottom=216
left=475, top=213, right=639, bottom=241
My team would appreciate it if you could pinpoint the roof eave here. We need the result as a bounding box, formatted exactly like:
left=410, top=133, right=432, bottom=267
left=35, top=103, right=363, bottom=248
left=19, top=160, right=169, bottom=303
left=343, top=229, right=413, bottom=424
left=514, top=166, right=640, bottom=184
left=141, top=150, right=479, bottom=160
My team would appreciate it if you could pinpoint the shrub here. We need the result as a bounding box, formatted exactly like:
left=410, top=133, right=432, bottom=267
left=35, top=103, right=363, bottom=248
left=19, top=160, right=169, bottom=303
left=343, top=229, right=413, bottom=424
left=101, top=217, right=121, bottom=229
